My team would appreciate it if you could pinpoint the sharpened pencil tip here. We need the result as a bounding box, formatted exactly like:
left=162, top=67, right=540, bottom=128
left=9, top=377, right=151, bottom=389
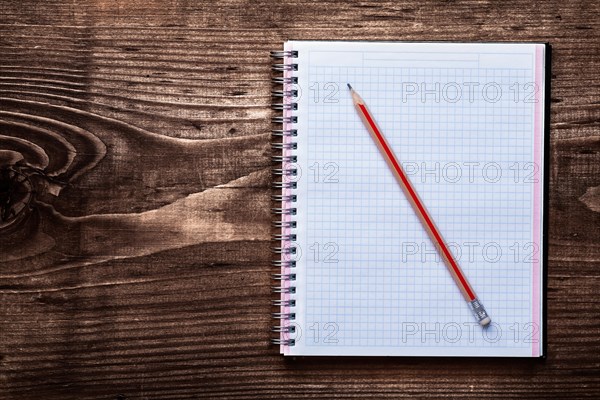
left=347, top=83, right=352, bottom=90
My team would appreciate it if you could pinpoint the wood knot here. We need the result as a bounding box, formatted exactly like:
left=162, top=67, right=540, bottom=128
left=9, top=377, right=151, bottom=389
left=580, top=185, right=600, bottom=213
left=0, top=166, right=34, bottom=232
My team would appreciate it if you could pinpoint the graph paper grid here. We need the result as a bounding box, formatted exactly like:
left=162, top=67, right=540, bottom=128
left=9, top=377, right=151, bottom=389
left=283, top=41, right=546, bottom=357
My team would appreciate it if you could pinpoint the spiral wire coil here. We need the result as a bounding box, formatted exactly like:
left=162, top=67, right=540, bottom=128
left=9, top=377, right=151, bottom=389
left=270, top=50, right=298, bottom=347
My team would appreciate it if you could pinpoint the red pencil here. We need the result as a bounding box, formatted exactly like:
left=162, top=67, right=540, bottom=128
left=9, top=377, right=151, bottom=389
left=348, top=83, right=491, bottom=326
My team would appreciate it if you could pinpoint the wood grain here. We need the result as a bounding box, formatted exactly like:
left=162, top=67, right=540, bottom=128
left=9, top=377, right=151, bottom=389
left=1, top=0, right=599, bottom=399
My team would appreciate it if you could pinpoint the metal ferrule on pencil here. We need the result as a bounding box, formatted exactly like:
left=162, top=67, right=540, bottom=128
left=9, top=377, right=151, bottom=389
left=468, top=299, right=491, bottom=326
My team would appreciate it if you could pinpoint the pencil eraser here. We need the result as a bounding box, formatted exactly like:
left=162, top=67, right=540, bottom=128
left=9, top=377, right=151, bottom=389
left=479, top=317, right=491, bottom=327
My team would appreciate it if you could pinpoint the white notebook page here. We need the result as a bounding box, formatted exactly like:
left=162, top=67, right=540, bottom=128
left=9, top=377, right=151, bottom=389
left=281, top=41, right=546, bottom=357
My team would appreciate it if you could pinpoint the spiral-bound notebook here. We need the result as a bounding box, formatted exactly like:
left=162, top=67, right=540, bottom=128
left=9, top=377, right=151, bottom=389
left=271, top=41, right=549, bottom=357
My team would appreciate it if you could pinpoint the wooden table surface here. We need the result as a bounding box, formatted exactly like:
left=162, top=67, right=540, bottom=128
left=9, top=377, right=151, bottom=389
left=1, top=1, right=599, bottom=399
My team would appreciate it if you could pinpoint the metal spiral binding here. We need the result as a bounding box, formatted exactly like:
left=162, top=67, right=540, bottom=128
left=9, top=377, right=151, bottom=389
left=271, top=103, right=298, bottom=111
left=272, top=299, right=296, bottom=307
left=272, top=221, right=296, bottom=229
left=271, top=142, right=298, bottom=150
left=272, top=90, right=298, bottom=98
left=271, top=260, right=296, bottom=268
left=272, top=168, right=298, bottom=176
left=271, top=129, right=297, bottom=137
left=272, top=233, right=297, bottom=241
left=271, top=194, right=297, bottom=202
left=270, top=49, right=298, bottom=347
left=271, top=155, right=297, bottom=163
